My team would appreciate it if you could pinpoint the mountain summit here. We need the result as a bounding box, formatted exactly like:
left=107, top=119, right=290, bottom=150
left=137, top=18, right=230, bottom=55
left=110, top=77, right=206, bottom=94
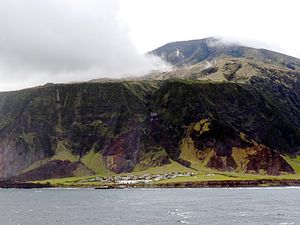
left=151, top=37, right=300, bottom=70
left=146, top=38, right=300, bottom=85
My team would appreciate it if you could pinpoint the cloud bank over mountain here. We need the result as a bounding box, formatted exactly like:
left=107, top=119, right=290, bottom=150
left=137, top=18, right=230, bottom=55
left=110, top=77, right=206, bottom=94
left=0, top=0, right=169, bottom=91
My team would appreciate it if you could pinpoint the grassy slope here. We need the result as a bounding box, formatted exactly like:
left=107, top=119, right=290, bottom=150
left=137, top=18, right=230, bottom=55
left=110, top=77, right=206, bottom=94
left=35, top=155, right=300, bottom=187
left=284, top=155, right=300, bottom=174
left=80, top=150, right=108, bottom=175
left=51, top=141, right=79, bottom=162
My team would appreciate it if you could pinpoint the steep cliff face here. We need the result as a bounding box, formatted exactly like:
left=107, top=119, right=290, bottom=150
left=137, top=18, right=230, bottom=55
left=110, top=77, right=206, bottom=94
left=150, top=81, right=300, bottom=154
left=0, top=78, right=299, bottom=179
left=0, top=89, right=55, bottom=177
left=0, top=82, right=171, bottom=179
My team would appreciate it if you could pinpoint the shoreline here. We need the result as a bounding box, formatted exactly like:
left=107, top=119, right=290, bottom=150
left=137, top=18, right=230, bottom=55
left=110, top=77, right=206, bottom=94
left=143, top=179, right=300, bottom=188
left=1, top=179, right=300, bottom=189
left=0, top=180, right=52, bottom=189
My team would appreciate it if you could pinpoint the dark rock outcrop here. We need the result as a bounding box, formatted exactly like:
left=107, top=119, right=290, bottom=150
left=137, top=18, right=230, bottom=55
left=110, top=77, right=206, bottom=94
left=16, top=160, right=93, bottom=181
left=102, top=122, right=142, bottom=173
left=246, top=146, right=294, bottom=175
left=206, top=155, right=237, bottom=171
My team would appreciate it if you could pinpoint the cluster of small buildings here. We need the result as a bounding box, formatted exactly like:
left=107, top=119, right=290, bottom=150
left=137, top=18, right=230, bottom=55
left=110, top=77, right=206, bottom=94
left=82, top=172, right=198, bottom=185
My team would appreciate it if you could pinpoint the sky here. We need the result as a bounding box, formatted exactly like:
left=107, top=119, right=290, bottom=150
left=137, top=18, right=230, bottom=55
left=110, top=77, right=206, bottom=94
left=0, top=0, right=300, bottom=91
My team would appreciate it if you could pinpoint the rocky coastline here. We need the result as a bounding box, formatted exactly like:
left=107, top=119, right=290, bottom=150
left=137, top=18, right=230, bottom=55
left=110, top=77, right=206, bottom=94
left=0, top=179, right=53, bottom=189
left=1, top=178, right=300, bottom=189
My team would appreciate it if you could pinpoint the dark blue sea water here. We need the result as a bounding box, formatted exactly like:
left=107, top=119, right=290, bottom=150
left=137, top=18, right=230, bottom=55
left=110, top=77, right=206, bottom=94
left=0, top=187, right=299, bottom=225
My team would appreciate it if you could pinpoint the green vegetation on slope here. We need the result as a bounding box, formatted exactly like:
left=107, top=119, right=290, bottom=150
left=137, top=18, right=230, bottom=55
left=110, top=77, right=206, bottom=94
left=81, top=150, right=108, bottom=175
left=0, top=77, right=300, bottom=180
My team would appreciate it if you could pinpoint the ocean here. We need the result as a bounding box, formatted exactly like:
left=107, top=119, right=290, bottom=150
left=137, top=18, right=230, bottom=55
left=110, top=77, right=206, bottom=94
left=0, top=187, right=299, bottom=225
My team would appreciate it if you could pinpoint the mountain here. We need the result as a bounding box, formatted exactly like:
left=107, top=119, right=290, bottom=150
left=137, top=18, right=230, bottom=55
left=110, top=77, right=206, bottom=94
left=150, top=37, right=300, bottom=70
left=1, top=38, right=300, bottom=181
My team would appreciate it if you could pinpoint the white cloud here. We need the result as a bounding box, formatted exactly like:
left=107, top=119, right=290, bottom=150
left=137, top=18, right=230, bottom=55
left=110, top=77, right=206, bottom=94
left=119, top=0, right=300, bottom=58
left=1, top=0, right=300, bottom=91
left=0, top=0, right=169, bottom=91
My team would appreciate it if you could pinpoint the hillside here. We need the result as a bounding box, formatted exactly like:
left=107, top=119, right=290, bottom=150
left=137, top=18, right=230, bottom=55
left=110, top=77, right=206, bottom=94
left=0, top=38, right=300, bottom=181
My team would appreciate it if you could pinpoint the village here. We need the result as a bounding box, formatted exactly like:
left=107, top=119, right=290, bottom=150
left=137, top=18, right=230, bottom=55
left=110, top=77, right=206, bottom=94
left=81, top=172, right=199, bottom=186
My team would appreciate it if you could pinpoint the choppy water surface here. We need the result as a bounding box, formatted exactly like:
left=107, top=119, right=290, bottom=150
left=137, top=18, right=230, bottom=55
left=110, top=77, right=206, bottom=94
left=0, top=187, right=299, bottom=225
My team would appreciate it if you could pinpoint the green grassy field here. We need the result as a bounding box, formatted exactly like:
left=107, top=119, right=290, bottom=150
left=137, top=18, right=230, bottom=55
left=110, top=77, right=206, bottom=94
left=34, top=155, right=300, bottom=187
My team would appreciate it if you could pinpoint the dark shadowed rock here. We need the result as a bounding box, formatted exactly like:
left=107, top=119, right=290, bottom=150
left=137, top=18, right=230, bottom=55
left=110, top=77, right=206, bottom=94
left=102, top=121, right=142, bottom=173
left=16, top=160, right=93, bottom=181
left=206, top=155, right=237, bottom=171
left=246, top=145, right=294, bottom=175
